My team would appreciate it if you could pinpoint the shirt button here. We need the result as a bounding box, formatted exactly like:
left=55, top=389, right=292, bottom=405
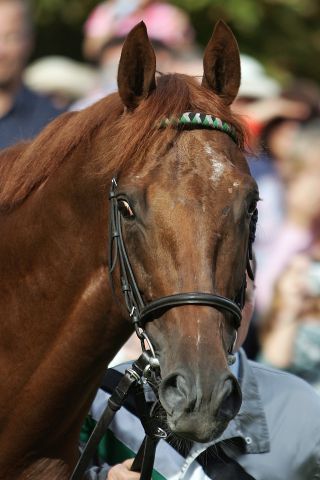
left=245, top=436, right=252, bottom=445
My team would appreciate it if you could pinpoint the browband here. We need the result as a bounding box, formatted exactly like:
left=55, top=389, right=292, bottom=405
left=159, top=112, right=238, bottom=144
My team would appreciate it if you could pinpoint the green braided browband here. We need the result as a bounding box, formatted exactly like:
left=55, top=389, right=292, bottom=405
left=159, top=112, right=238, bottom=144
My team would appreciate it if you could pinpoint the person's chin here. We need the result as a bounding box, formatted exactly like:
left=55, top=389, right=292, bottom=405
left=0, top=75, right=17, bottom=90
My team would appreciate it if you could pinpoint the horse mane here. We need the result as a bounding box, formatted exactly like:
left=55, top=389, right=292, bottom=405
left=0, top=93, right=123, bottom=212
left=19, top=458, right=69, bottom=480
left=0, top=74, right=246, bottom=212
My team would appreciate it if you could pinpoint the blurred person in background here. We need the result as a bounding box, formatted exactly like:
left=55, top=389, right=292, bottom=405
left=234, top=63, right=313, bottom=277
left=72, top=0, right=198, bottom=111
left=234, top=63, right=320, bottom=316
left=258, top=119, right=320, bottom=385
left=82, top=0, right=194, bottom=66
left=259, top=252, right=320, bottom=393
left=255, top=119, right=320, bottom=313
left=258, top=79, right=320, bottom=184
left=0, top=0, right=63, bottom=149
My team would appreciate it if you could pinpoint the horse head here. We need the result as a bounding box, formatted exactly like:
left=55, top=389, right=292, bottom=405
left=110, top=21, right=259, bottom=442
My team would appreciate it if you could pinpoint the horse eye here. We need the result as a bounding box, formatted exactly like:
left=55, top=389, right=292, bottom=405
left=247, top=199, right=257, bottom=216
left=118, top=199, right=135, bottom=219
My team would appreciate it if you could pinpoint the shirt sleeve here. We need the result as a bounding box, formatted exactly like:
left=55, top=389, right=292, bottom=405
left=81, top=414, right=112, bottom=480
left=84, top=465, right=110, bottom=480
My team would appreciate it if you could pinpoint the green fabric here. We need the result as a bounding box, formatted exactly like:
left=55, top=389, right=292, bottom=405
left=80, top=416, right=166, bottom=480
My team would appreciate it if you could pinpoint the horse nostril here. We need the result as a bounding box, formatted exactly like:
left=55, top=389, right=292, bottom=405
left=216, top=376, right=242, bottom=421
left=159, top=373, right=196, bottom=416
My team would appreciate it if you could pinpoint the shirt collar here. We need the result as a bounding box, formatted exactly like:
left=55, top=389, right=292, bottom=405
left=216, top=349, right=270, bottom=454
left=229, top=351, right=240, bottom=379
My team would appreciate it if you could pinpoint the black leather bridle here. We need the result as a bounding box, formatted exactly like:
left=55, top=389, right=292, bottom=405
left=108, top=177, right=258, bottom=360
left=71, top=119, right=258, bottom=480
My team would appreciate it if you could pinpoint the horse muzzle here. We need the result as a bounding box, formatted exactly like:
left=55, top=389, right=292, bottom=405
left=159, top=369, right=242, bottom=442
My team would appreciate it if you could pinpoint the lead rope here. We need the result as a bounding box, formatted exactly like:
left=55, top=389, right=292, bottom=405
left=131, top=436, right=161, bottom=480
left=130, top=378, right=167, bottom=480
left=70, top=352, right=162, bottom=480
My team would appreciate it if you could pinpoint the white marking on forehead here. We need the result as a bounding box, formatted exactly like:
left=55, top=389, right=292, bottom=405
left=204, top=144, right=214, bottom=156
left=204, top=142, right=231, bottom=185
left=210, top=158, right=225, bottom=183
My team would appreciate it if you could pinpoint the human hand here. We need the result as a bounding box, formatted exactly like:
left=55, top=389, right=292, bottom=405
left=107, top=459, right=140, bottom=480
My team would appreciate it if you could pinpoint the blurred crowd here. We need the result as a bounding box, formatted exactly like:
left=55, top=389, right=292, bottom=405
left=1, top=0, right=320, bottom=392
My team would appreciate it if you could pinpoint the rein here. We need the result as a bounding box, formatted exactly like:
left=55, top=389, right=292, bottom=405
left=70, top=112, right=257, bottom=480
left=70, top=352, right=163, bottom=480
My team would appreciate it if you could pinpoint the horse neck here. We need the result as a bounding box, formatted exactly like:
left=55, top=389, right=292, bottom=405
left=2, top=133, right=129, bottom=354
left=0, top=133, right=132, bottom=472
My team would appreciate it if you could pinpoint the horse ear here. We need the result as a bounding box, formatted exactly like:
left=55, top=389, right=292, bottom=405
left=117, top=21, right=156, bottom=110
left=202, top=20, right=241, bottom=106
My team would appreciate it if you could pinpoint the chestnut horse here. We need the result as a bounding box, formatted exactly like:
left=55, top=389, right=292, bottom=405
left=0, top=21, right=258, bottom=479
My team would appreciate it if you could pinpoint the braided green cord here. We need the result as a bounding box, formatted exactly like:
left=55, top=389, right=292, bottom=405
left=159, top=112, right=238, bottom=144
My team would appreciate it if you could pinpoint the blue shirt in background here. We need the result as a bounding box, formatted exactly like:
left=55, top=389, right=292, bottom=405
left=0, top=85, right=64, bottom=150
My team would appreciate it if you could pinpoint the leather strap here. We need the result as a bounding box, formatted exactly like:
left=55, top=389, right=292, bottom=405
left=70, top=354, right=151, bottom=480
left=131, top=436, right=159, bottom=480
left=197, top=443, right=256, bottom=479
left=139, top=292, right=242, bottom=327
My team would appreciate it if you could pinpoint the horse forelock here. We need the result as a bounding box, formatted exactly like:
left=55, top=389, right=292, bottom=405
left=0, top=74, right=246, bottom=212
left=105, top=74, right=246, bottom=178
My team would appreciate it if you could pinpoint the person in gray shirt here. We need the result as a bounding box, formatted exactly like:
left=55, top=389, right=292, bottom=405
left=81, top=273, right=320, bottom=480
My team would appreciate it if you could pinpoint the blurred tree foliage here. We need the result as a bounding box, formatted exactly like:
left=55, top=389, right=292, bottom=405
left=31, top=0, right=320, bottom=84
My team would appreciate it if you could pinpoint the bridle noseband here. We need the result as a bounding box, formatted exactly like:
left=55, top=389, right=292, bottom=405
left=108, top=112, right=257, bottom=363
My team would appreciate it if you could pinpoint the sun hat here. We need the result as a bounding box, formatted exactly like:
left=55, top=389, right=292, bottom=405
left=239, top=54, right=280, bottom=99
left=83, top=0, right=194, bottom=60
left=24, top=56, right=98, bottom=100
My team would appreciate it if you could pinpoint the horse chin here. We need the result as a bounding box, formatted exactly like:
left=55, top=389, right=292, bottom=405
left=166, top=413, right=230, bottom=444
